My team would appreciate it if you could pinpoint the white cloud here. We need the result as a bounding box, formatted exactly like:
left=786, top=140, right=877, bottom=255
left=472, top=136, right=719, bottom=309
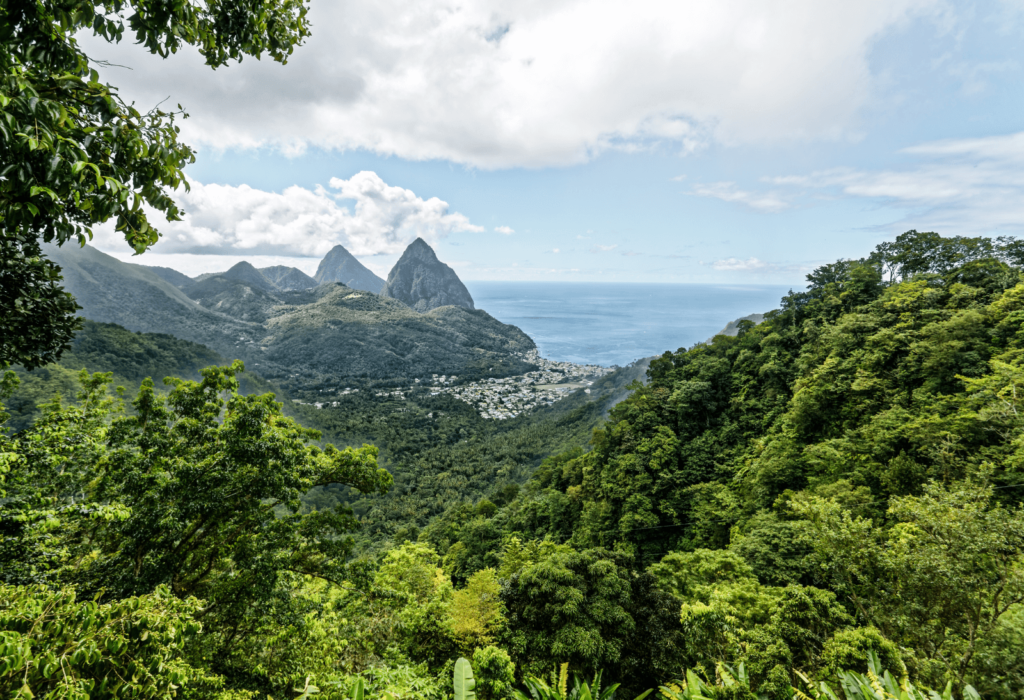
left=92, top=171, right=483, bottom=258
left=495, top=225, right=515, bottom=234
left=690, top=182, right=790, bottom=212
left=712, top=257, right=772, bottom=271
left=770, top=131, right=1024, bottom=235
left=710, top=256, right=815, bottom=273
left=590, top=244, right=618, bottom=252
left=79, top=0, right=940, bottom=168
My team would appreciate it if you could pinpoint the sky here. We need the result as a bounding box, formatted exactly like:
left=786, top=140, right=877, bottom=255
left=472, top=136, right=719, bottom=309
left=80, top=0, right=1024, bottom=285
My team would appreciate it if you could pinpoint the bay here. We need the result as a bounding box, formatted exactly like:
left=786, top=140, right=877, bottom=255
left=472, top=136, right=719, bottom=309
left=464, top=281, right=795, bottom=367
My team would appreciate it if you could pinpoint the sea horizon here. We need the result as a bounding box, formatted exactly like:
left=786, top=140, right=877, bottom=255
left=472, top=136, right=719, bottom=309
left=464, top=280, right=795, bottom=368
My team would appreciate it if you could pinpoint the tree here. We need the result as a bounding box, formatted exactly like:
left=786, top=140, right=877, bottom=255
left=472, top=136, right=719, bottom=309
left=501, top=547, right=635, bottom=676
left=795, top=481, right=1024, bottom=690
left=1, top=0, right=310, bottom=368
left=472, top=646, right=515, bottom=700
left=451, top=569, right=506, bottom=652
left=1, top=362, right=392, bottom=688
left=0, top=231, right=81, bottom=370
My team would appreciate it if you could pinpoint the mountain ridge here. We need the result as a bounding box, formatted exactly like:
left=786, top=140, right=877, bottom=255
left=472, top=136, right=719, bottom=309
left=44, top=243, right=536, bottom=389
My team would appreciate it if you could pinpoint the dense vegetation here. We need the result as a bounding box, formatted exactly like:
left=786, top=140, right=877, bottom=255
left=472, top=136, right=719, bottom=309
left=2, top=231, right=1020, bottom=700
left=290, top=360, right=648, bottom=550
left=4, top=320, right=277, bottom=432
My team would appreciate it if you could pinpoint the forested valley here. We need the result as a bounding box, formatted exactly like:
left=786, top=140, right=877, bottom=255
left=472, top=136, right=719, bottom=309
left=4, top=231, right=1024, bottom=700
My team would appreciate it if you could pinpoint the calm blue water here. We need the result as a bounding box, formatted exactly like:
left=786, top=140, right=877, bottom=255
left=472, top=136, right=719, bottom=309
left=464, top=282, right=794, bottom=367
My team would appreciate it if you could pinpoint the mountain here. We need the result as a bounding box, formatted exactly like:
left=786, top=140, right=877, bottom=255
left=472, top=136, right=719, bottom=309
left=185, top=273, right=284, bottom=323
left=257, top=284, right=534, bottom=386
left=44, top=243, right=536, bottom=389
left=41, top=242, right=258, bottom=351
left=380, top=238, right=474, bottom=312
left=260, top=265, right=318, bottom=291
left=143, top=265, right=194, bottom=288
left=314, top=245, right=386, bottom=293
left=220, top=261, right=278, bottom=293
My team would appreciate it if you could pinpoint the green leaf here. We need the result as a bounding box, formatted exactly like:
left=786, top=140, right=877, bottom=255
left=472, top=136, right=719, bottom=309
left=454, top=657, right=477, bottom=700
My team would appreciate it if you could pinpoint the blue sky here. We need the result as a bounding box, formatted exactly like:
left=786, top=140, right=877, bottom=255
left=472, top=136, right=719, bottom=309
left=83, top=0, right=1024, bottom=285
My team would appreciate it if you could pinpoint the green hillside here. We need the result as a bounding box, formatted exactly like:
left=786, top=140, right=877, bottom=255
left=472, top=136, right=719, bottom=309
left=432, top=230, right=1024, bottom=696
left=4, top=321, right=282, bottom=432
left=290, top=356, right=652, bottom=547
left=42, top=242, right=261, bottom=352
left=258, top=284, right=536, bottom=387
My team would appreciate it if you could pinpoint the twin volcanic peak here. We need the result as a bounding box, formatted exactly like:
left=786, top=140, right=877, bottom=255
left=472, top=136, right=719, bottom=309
left=314, top=244, right=386, bottom=294
left=143, top=239, right=470, bottom=313
left=381, top=238, right=475, bottom=312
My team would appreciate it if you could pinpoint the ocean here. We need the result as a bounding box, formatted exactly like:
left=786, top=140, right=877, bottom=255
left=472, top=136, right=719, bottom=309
left=464, top=282, right=795, bottom=367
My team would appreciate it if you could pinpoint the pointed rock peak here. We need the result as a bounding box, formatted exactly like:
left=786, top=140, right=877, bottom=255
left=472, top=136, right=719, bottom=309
left=406, top=237, right=436, bottom=257
left=315, top=244, right=386, bottom=293
left=321, top=244, right=357, bottom=261
left=221, top=261, right=276, bottom=292
left=381, top=238, right=474, bottom=313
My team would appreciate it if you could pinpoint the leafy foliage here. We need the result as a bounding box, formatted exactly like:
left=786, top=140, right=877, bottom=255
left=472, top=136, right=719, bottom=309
left=794, top=651, right=981, bottom=700
left=0, top=231, right=81, bottom=369
left=0, top=584, right=204, bottom=700
left=0, top=0, right=309, bottom=367
left=0, top=361, right=391, bottom=696
left=455, top=657, right=478, bottom=700
left=473, top=646, right=516, bottom=700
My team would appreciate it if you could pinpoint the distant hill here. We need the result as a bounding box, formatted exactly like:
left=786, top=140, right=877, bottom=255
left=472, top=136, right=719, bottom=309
left=314, top=244, right=386, bottom=293
left=260, top=265, right=318, bottom=291
left=220, top=261, right=278, bottom=293
left=381, top=238, right=474, bottom=312
left=5, top=320, right=261, bottom=432
left=42, top=242, right=259, bottom=352
left=143, top=265, right=194, bottom=288
left=715, top=313, right=765, bottom=338
left=44, top=243, right=536, bottom=389
left=185, top=273, right=284, bottom=323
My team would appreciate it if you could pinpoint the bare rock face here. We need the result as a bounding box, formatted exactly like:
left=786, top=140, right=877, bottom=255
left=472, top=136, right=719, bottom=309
left=380, top=238, right=475, bottom=312
left=314, top=245, right=386, bottom=293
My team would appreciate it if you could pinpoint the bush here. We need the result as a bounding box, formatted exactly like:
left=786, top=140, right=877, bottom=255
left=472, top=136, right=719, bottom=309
left=473, top=646, right=515, bottom=700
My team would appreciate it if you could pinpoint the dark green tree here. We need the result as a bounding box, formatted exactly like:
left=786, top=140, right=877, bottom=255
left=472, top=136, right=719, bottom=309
left=1, top=0, right=310, bottom=367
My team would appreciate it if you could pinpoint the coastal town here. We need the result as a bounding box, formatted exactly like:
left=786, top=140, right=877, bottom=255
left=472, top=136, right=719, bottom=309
left=426, top=351, right=615, bottom=419
left=301, top=351, right=616, bottom=419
